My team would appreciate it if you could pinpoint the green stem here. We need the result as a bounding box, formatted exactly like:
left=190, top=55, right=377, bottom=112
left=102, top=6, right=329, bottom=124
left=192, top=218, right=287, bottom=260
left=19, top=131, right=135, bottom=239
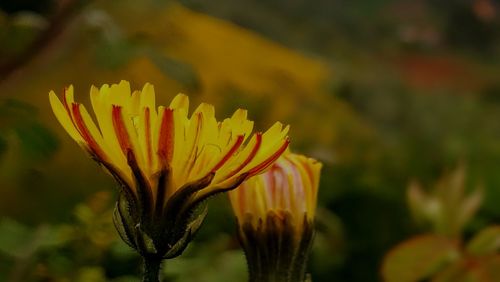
left=143, top=256, right=162, bottom=282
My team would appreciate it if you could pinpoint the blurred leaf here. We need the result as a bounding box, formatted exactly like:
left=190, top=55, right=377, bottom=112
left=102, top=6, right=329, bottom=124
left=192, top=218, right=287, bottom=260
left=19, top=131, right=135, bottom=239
left=0, top=11, right=48, bottom=61
left=310, top=207, right=345, bottom=275
left=13, top=122, right=59, bottom=160
left=465, top=256, right=500, bottom=282
left=382, top=234, right=459, bottom=282
left=148, top=52, right=200, bottom=92
left=311, top=231, right=343, bottom=280
left=432, top=260, right=466, bottom=282
left=162, top=236, right=246, bottom=282
left=433, top=256, right=500, bottom=282
left=0, top=217, right=65, bottom=259
left=466, top=225, right=500, bottom=256
left=407, top=165, right=483, bottom=238
left=0, top=135, right=6, bottom=159
left=94, top=38, right=139, bottom=69
left=112, top=276, right=139, bottom=282
left=407, top=180, right=439, bottom=227
left=0, top=98, right=36, bottom=121
left=44, top=252, right=73, bottom=276
left=458, top=187, right=483, bottom=234
left=0, top=99, right=59, bottom=161
left=76, top=266, right=107, bottom=282
left=11, top=11, right=48, bottom=29
left=110, top=240, right=136, bottom=259
left=164, top=250, right=246, bottom=282
left=0, top=217, right=32, bottom=258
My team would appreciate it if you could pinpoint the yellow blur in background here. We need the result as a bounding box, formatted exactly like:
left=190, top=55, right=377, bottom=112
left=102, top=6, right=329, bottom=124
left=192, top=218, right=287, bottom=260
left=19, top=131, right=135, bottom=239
left=1, top=0, right=500, bottom=281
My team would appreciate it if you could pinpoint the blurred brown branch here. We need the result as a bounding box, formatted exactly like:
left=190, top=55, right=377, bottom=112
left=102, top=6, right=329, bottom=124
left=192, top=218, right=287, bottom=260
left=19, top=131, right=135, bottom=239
left=0, top=0, right=89, bottom=84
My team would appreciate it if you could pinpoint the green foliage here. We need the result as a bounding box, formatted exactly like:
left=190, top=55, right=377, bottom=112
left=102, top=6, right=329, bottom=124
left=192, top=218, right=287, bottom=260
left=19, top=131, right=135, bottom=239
left=0, top=218, right=65, bottom=259
left=147, top=52, right=201, bottom=93
left=0, top=11, right=47, bottom=63
left=13, top=123, right=59, bottom=160
left=466, top=226, right=500, bottom=256
left=1, top=1, right=500, bottom=281
left=0, top=99, right=59, bottom=161
left=163, top=243, right=247, bottom=282
left=383, top=169, right=500, bottom=282
left=94, top=37, right=139, bottom=69
left=0, top=191, right=143, bottom=281
left=432, top=256, right=500, bottom=282
left=407, top=165, right=483, bottom=238
left=382, top=235, right=459, bottom=282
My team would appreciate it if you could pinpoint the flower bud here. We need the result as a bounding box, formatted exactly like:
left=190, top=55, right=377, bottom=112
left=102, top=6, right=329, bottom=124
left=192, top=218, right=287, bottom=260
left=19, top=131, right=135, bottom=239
left=229, top=153, right=321, bottom=282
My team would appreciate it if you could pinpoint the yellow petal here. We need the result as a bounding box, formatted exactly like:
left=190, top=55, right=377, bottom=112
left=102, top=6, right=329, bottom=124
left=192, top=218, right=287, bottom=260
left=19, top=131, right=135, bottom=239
left=48, top=91, right=82, bottom=142
left=170, top=93, right=189, bottom=111
left=140, top=83, right=156, bottom=112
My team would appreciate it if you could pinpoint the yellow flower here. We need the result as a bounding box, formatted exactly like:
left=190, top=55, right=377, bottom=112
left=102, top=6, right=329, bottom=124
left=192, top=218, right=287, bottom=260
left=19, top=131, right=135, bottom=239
left=229, top=152, right=321, bottom=231
left=49, top=80, right=289, bottom=260
left=229, top=152, right=321, bottom=282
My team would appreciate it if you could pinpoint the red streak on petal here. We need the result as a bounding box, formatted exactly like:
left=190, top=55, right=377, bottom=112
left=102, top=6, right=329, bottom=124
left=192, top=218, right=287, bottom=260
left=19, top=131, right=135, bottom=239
left=62, top=88, right=79, bottom=131
left=144, top=107, right=153, bottom=167
left=211, top=135, right=244, bottom=173
left=71, top=103, right=105, bottom=158
left=247, top=137, right=290, bottom=177
left=299, top=157, right=315, bottom=186
left=268, top=166, right=279, bottom=206
left=225, top=133, right=262, bottom=179
left=112, top=105, right=131, bottom=154
left=158, top=108, right=174, bottom=164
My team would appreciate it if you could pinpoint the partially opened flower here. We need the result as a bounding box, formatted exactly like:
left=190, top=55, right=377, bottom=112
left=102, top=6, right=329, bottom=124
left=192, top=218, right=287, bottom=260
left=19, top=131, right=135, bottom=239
left=229, top=152, right=321, bottom=282
left=49, top=80, right=289, bottom=281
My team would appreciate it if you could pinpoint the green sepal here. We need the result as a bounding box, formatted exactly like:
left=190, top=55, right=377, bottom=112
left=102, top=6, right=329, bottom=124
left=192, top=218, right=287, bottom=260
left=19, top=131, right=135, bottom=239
left=162, top=202, right=208, bottom=259
left=162, top=172, right=215, bottom=224
left=113, top=193, right=138, bottom=249
left=110, top=167, right=247, bottom=261
left=238, top=212, right=314, bottom=282
left=126, top=150, right=154, bottom=225
left=135, top=224, right=158, bottom=255
left=292, top=215, right=314, bottom=281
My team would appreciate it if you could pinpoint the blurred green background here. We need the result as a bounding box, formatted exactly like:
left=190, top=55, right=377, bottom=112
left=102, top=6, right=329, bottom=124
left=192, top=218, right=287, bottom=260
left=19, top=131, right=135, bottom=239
left=0, top=0, right=500, bottom=281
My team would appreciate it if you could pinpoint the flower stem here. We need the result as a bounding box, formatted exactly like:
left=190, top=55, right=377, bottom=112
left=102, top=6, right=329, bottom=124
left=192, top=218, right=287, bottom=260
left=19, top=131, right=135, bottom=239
left=143, top=256, right=162, bottom=282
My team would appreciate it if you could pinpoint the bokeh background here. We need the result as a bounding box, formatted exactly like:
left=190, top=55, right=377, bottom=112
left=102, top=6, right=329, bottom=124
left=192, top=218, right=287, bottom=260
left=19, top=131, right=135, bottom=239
left=1, top=0, right=500, bottom=281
